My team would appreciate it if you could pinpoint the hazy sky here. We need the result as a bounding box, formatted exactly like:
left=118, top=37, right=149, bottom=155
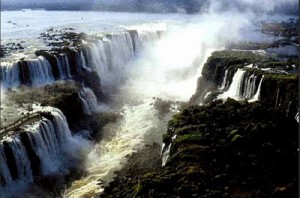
left=2, top=0, right=298, bottom=14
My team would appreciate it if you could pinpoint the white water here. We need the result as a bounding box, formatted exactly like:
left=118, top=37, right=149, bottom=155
left=84, top=30, right=161, bottom=92
left=219, top=69, right=246, bottom=100
left=1, top=56, right=54, bottom=89
left=78, top=87, right=99, bottom=115
left=65, top=100, right=165, bottom=197
left=0, top=106, right=92, bottom=197
left=218, top=69, right=229, bottom=90
left=218, top=67, right=265, bottom=102
left=0, top=61, right=21, bottom=88
left=28, top=56, right=55, bottom=86
left=162, top=134, right=177, bottom=166
left=0, top=30, right=161, bottom=93
left=249, top=75, right=264, bottom=102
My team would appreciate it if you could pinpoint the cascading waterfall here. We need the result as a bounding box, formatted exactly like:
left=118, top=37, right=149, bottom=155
left=56, top=54, right=72, bottom=79
left=218, top=69, right=264, bottom=101
left=135, top=30, right=161, bottom=52
left=249, top=75, right=264, bottom=101
left=78, top=86, right=98, bottom=115
left=0, top=145, right=13, bottom=186
left=0, top=29, right=164, bottom=197
left=0, top=107, right=78, bottom=195
left=77, top=51, right=88, bottom=72
left=241, top=73, right=258, bottom=99
left=0, top=30, right=161, bottom=93
left=218, top=69, right=228, bottom=90
left=27, top=56, right=55, bottom=86
left=0, top=61, right=21, bottom=88
left=161, top=134, right=177, bottom=166
left=1, top=56, right=54, bottom=88
left=219, top=68, right=246, bottom=100
left=84, top=40, right=108, bottom=77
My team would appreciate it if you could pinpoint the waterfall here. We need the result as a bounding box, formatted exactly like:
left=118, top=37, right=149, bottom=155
left=295, top=111, right=299, bottom=123
left=161, top=134, right=177, bottom=166
left=0, top=145, right=13, bottom=186
left=28, top=57, right=54, bottom=86
left=219, top=69, right=246, bottom=100
left=275, top=88, right=280, bottom=109
left=1, top=57, right=54, bottom=89
left=135, top=31, right=161, bottom=52
left=241, top=74, right=257, bottom=99
left=100, top=32, right=134, bottom=87
left=218, top=69, right=264, bottom=102
left=218, top=69, right=228, bottom=90
left=77, top=50, right=89, bottom=72
left=0, top=107, right=74, bottom=193
left=86, top=40, right=109, bottom=82
left=1, top=30, right=160, bottom=90
left=78, top=87, right=98, bottom=115
left=249, top=75, right=264, bottom=102
left=57, top=54, right=72, bottom=79
left=0, top=61, right=21, bottom=88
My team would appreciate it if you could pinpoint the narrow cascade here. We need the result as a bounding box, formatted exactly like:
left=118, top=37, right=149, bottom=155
left=275, top=88, right=280, bottom=109
left=249, top=75, right=264, bottom=102
left=295, top=111, right=299, bottom=123
left=78, top=87, right=98, bottom=115
left=203, top=91, right=212, bottom=100
left=56, top=54, right=72, bottom=79
left=218, top=69, right=228, bottom=90
left=161, top=134, right=177, bottom=166
left=77, top=51, right=88, bottom=72
left=219, top=69, right=246, bottom=100
left=0, top=107, right=75, bottom=194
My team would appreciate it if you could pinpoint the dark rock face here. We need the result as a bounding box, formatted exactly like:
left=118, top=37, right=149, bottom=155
left=35, top=50, right=60, bottom=80
left=102, top=100, right=298, bottom=198
left=260, top=74, right=298, bottom=117
left=20, top=132, right=42, bottom=176
left=83, top=70, right=105, bottom=100
left=3, top=142, right=19, bottom=180
left=18, top=60, right=32, bottom=85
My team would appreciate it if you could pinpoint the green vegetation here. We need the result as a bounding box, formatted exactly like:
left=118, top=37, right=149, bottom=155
left=6, top=81, right=83, bottom=129
left=101, top=100, right=298, bottom=197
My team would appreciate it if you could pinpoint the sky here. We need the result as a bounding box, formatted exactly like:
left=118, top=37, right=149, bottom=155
left=1, top=0, right=299, bottom=14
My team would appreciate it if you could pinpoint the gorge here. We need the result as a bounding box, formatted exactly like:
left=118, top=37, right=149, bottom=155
left=0, top=5, right=299, bottom=198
